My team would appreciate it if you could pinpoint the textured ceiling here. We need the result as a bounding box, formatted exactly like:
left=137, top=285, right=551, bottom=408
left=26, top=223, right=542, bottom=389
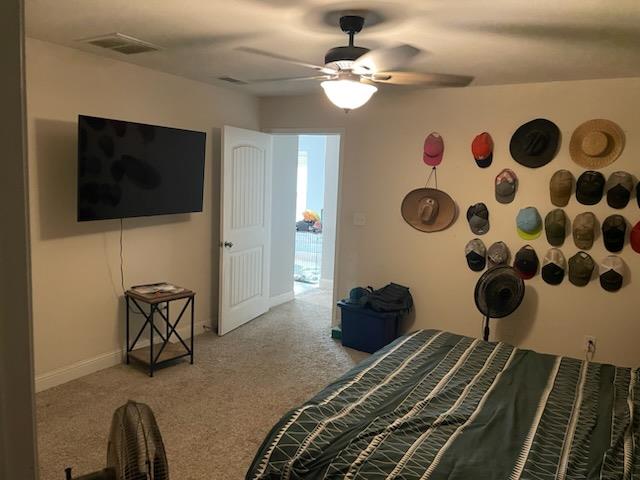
left=25, top=0, right=640, bottom=96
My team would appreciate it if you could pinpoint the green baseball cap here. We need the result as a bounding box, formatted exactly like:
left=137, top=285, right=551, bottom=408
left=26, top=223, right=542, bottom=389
left=544, top=209, right=566, bottom=246
left=572, top=212, right=596, bottom=250
left=568, top=251, right=595, bottom=286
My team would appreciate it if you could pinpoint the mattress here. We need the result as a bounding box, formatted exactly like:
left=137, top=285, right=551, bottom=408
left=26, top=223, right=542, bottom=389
left=247, top=329, right=639, bottom=480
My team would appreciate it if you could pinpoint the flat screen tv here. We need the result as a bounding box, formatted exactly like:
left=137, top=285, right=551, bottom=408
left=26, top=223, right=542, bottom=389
left=77, top=115, right=206, bottom=221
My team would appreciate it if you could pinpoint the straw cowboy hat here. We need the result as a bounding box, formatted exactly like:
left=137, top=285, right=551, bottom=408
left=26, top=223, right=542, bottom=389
left=401, top=188, right=457, bottom=232
left=570, top=119, right=625, bottom=169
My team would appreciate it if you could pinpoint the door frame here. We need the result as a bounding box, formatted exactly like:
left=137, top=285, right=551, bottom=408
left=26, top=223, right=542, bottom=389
left=266, top=128, right=345, bottom=326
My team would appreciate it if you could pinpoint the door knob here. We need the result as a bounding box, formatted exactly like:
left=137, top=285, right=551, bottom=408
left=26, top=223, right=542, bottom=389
left=223, top=241, right=234, bottom=248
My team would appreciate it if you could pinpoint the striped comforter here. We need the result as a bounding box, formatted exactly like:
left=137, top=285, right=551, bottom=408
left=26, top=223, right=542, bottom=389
left=247, top=330, right=639, bottom=480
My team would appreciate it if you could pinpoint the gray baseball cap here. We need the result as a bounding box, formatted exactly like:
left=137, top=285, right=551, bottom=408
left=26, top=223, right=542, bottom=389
left=487, top=241, right=510, bottom=267
left=568, top=251, right=595, bottom=286
left=573, top=212, right=596, bottom=250
left=466, top=203, right=490, bottom=235
left=544, top=209, right=566, bottom=246
left=495, top=169, right=518, bottom=204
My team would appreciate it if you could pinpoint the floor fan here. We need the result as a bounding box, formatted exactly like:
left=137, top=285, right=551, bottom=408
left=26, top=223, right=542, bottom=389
left=65, top=401, right=169, bottom=480
left=474, top=266, right=525, bottom=341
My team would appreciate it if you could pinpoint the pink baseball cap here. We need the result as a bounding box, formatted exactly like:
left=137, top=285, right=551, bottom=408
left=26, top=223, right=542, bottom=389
left=423, top=132, right=444, bottom=166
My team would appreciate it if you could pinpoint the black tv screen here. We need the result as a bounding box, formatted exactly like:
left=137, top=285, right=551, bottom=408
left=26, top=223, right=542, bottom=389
left=77, top=115, right=206, bottom=221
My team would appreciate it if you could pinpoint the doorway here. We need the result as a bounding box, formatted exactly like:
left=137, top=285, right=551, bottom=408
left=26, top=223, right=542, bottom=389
left=270, top=133, right=341, bottom=308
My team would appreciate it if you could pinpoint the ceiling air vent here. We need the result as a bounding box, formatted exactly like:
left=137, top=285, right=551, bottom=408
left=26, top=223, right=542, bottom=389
left=78, top=33, right=161, bottom=55
left=217, top=76, right=248, bottom=85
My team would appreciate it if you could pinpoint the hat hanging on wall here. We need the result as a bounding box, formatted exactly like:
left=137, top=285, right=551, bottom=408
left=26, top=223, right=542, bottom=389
left=602, top=214, right=627, bottom=253
left=573, top=212, right=596, bottom=250
left=544, top=209, right=567, bottom=247
left=606, top=171, right=634, bottom=209
left=631, top=222, right=640, bottom=254
left=541, top=248, right=566, bottom=285
left=423, top=132, right=444, bottom=167
left=487, top=241, right=510, bottom=267
left=513, top=245, right=539, bottom=280
left=401, top=188, right=457, bottom=232
left=495, top=169, right=518, bottom=204
left=570, top=119, right=625, bottom=169
left=465, top=238, right=487, bottom=272
left=599, top=255, right=625, bottom=292
left=568, top=251, right=595, bottom=287
left=467, top=203, right=490, bottom=235
left=472, top=132, right=493, bottom=168
left=510, top=118, right=560, bottom=168
left=549, top=170, right=574, bottom=207
left=576, top=171, right=605, bottom=205
left=516, top=207, right=542, bottom=240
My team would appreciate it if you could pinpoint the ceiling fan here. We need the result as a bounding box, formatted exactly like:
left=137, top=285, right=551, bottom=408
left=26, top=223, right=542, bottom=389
left=237, top=15, right=473, bottom=111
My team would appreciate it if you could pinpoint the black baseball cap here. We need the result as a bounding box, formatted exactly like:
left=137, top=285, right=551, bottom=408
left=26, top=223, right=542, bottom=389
left=602, top=215, right=627, bottom=253
left=568, top=251, right=595, bottom=286
left=606, top=171, right=634, bottom=209
left=541, top=248, right=566, bottom=285
left=576, top=171, right=605, bottom=205
left=599, top=256, right=624, bottom=292
left=514, top=245, right=539, bottom=280
left=465, top=239, right=487, bottom=272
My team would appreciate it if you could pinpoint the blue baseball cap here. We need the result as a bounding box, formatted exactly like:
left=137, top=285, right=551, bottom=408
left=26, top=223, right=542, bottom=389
left=516, top=207, right=542, bottom=240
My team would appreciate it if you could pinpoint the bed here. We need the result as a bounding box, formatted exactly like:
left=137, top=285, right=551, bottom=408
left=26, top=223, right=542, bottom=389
left=246, top=329, right=639, bottom=479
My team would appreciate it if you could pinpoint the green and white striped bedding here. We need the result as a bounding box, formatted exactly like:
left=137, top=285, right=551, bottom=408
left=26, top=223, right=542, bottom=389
left=247, top=330, right=639, bottom=479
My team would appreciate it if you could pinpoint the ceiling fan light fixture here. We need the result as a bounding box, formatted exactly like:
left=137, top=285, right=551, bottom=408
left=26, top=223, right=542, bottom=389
left=320, top=79, right=377, bottom=111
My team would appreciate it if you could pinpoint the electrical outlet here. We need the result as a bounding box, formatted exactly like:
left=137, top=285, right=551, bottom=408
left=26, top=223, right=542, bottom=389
left=584, top=336, right=597, bottom=354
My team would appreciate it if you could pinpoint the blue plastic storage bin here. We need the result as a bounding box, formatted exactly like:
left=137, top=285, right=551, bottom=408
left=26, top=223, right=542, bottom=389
left=338, top=301, right=402, bottom=353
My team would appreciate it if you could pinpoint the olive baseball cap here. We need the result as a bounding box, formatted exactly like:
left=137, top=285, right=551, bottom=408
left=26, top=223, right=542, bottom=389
left=572, top=212, right=596, bottom=250
left=549, top=170, right=574, bottom=207
left=599, top=255, right=624, bottom=292
left=568, top=251, right=595, bottom=286
left=516, top=207, right=542, bottom=240
left=541, top=248, right=566, bottom=285
left=465, top=238, right=487, bottom=272
left=606, top=171, right=634, bottom=209
left=514, top=245, right=539, bottom=280
left=487, top=241, right=510, bottom=267
left=576, top=170, right=605, bottom=205
left=495, top=169, right=518, bottom=204
left=467, top=203, right=490, bottom=235
left=544, top=209, right=566, bottom=246
left=602, top=214, right=627, bottom=253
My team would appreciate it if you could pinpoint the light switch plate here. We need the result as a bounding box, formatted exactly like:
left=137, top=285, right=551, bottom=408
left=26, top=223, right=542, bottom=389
left=353, top=213, right=366, bottom=226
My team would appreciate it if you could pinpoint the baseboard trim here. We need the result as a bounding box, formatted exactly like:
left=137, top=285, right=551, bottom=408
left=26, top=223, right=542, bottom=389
left=269, top=291, right=295, bottom=308
left=35, top=320, right=208, bottom=393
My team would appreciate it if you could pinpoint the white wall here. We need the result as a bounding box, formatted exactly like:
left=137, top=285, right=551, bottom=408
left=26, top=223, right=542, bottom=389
left=321, top=135, right=340, bottom=286
left=260, top=77, right=640, bottom=367
left=0, top=1, right=38, bottom=477
left=270, top=135, right=298, bottom=304
left=26, top=38, right=260, bottom=389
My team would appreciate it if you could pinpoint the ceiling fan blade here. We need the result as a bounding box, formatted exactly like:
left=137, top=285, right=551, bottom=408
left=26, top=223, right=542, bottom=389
left=247, top=75, right=333, bottom=84
left=352, top=45, right=421, bottom=74
left=236, top=47, right=336, bottom=74
left=367, top=71, right=474, bottom=87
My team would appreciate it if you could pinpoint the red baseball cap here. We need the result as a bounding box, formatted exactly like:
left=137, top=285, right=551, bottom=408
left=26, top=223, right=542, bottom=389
left=472, top=132, right=493, bottom=168
left=631, top=221, right=640, bottom=253
left=423, top=132, right=444, bottom=166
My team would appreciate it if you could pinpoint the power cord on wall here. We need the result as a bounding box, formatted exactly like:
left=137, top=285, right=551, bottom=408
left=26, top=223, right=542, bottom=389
left=120, top=218, right=125, bottom=295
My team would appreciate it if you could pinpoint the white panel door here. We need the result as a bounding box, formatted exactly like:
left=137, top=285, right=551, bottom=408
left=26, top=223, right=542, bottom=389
left=219, top=126, right=272, bottom=335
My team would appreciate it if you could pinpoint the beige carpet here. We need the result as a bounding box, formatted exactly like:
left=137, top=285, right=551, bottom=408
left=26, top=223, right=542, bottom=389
left=36, top=289, right=368, bottom=480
